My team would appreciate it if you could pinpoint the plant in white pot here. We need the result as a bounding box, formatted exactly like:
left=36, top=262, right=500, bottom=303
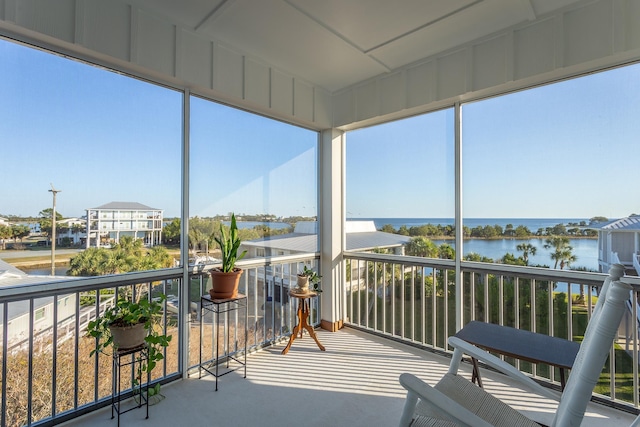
left=209, top=213, right=247, bottom=299
left=86, top=294, right=172, bottom=398
left=296, top=265, right=322, bottom=293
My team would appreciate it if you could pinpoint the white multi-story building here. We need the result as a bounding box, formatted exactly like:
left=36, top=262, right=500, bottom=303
left=57, top=217, right=87, bottom=246
left=86, top=202, right=163, bottom=248
left=592, top=216, right=640, bottom=275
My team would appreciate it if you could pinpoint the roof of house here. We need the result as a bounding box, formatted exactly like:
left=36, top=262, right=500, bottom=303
left=89, top=202, right=161, bottom=211
left=0, top=259, right=79, bottom=321
left=243, top=221, right=411, bottom=252
left=589, top=216, right=640, bottom=231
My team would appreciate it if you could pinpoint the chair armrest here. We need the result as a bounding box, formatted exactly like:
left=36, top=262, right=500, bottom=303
left=399, top=373, right=493, bottom=427
left=448, top=336, right=559, bottom=401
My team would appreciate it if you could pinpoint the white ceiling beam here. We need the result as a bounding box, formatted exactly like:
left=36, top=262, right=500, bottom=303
left=282, top=0, right=392, bottom=72
left=364, top=0, right=483, bottom=55
left=517, top=0, right=537, bottom=21
left=194, top=0, right=235, bottom=32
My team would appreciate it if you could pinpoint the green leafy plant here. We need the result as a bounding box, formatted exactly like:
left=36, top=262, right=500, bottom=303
left=214, top=213, right=247, bottom=272
left=86, top=294, right=172, bottom=391
left=299, top=265, right=322, bottom=292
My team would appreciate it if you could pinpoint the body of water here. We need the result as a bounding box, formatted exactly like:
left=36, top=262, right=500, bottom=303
left=24, top=266, right=70, bottom=276
left=229, top=221, right=291, bottom=230
left=352, top=217, right=598, bottom=271
left=354, top=217, right=588, bottom=231
left=23, top=218, right=601, bottom=276
left=432, top=238, right=598, bottom=271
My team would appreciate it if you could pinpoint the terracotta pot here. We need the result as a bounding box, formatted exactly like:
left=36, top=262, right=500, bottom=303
left=109, top=322, right=146, bottom=350
left=297, top=275, right=309, bottom=293
left=209, top=268, right=243, bottom=299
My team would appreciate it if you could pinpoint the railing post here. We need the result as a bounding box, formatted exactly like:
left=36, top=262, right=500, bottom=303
left=454, top=101, right=463, bottom=333
left=180, top=89, right=191, bottom=379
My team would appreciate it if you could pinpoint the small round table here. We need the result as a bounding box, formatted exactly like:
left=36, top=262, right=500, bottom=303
left=281, top=290, right=326, bottom=355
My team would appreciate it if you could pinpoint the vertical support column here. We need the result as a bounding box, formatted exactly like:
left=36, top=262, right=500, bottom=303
left=319, top=128, right=345, bottom=332
left=454, top=102, right=463, bottom=333
left=180, top=90, right=191, bottom=378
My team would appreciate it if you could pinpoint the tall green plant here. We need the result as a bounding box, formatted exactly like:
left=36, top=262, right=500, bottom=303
left=215, top=213, right=247, bottom=272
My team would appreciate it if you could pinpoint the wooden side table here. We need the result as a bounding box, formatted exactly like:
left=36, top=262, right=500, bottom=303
left=282, top=290, right=325, bottom=355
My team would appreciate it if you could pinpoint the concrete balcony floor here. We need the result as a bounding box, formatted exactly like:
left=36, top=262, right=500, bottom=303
left=63, top=328, right=636, bottom=427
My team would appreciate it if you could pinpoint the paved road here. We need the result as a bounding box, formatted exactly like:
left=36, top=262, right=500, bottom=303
left=0, top=249, right=82, bottom=259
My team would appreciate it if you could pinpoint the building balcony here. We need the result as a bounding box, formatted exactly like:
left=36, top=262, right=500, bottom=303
left=63, top=327, right=634, bottom=427
left=2, top=254, right=640, bottom=427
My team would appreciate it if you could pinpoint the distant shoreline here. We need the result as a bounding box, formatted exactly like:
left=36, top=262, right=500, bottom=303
left=419, top=235, right=596, bottom=240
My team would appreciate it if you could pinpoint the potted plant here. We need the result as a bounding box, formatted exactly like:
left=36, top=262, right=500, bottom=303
left=86, top=294, right=172, bottom=397
left=296, top=265, right=322, bottom=293
left=209, top=213, right=247, bottom=299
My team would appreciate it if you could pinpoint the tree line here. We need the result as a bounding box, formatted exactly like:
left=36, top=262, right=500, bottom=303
left=163, top=217, right=296, bottom=252
left=405, top=235, right=579, bottom=270
left=0, top=224, right=30, bottom=249
left=0, top=208, right=85, bottom=249
left=381, top=219, right=602, bottom=239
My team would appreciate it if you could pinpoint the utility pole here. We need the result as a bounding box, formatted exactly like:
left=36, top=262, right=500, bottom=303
left=49, top=183, right=61, bottom=276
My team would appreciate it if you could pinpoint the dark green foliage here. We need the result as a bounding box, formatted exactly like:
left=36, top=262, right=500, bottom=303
left=214, top=213, right=247, bottom=272
left=68, top=236, right=174, bottom=276
left=86, top=294, right=172, bottom=380
left=299, top=265, right=322, bottom=292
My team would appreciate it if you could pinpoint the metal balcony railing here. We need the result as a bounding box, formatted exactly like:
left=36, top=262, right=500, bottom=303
left=343, top=251, right=640, bottom=412
left=4, top=250, right=640, bottom=426
left=0, top=253, right=319, bottom=427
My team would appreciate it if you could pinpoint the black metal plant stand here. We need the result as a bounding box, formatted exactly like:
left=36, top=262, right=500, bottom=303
left=199, top=294, right=248, bottom=391
left=112, top=344, right=150, bottom=426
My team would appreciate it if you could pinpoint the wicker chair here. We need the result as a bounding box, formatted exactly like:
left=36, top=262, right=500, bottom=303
left=399, top=270, right=632, bottom=427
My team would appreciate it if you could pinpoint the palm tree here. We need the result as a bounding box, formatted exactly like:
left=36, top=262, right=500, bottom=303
left=544, top=235, right=583, bottom=302
left=68, top=247, right=111, bottom=276
left=0, top=224, right=11, bottom=250
left=559, top=251, right=577, bottom=270
left=516, top=243, right=537, bottom=265
left=406, top=236, right=438, bottom=258
left=148, top=246, right=174, bottom=268
left=188, top=228, right=206, bottom=255
left=543, top=236, right=575, bottom=269
left=68, top=236, right=174, bottom=277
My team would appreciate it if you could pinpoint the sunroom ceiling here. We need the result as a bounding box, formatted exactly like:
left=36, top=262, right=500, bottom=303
left=128, top=0, right=583, bottom=92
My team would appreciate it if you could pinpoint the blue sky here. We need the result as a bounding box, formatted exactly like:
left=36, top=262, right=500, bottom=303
left=347, top=63, right=640, bottom=219
left=0, top=39, right=316, bottom=219
left=189, top=96, right=318, bottom=218
left=0, top=39, right=182, bottom=218
left=2, top=37, right=640, bottom=220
